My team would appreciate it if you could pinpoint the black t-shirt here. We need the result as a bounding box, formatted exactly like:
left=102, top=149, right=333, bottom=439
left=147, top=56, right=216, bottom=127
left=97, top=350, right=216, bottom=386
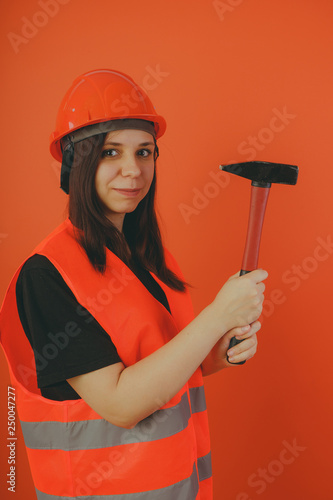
left=16, top=254, right=171, bottom=401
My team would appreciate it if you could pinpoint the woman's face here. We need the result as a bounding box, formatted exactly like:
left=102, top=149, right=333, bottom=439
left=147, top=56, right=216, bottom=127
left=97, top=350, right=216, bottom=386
left=95, top=129, right=156, bottom=231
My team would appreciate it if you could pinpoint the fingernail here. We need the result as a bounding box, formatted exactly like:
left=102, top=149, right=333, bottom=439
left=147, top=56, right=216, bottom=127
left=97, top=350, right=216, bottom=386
left=228, top=350, right=234, bottom=357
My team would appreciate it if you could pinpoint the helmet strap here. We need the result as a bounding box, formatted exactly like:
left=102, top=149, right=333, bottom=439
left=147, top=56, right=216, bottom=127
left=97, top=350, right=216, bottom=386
left=60, top=137, right=74, bottom=194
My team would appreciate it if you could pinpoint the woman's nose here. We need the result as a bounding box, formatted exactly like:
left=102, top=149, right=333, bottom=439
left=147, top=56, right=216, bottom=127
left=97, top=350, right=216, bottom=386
left=121, top=154, right=141, bottom=177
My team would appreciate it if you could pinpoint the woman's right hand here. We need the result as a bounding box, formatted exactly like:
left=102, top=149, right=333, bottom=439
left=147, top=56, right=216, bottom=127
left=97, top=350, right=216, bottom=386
left=206, top=269, right=268, bottom=337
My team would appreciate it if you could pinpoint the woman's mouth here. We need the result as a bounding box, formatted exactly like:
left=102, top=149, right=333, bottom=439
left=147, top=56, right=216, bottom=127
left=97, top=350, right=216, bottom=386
left=113, top=188, right=141, bottom=197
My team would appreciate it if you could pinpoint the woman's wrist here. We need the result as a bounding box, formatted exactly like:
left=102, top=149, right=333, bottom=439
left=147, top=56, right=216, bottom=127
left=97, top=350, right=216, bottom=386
left=197, top=303, right=230, bottom=343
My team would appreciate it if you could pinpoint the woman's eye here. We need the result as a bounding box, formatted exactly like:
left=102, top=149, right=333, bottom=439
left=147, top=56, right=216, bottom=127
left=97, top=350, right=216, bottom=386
left=138, top=149, right=152, bottom=158
left=101, top=149, right=118, bottom=158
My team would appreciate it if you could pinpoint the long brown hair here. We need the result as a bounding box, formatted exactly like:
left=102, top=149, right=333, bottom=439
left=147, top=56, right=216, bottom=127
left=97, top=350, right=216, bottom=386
left=68, top=133, right=188, bottom=292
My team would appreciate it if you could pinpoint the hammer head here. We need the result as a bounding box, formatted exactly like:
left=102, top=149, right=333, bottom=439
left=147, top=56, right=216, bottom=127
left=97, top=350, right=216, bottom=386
left=219, top=161, right=298, bottom=187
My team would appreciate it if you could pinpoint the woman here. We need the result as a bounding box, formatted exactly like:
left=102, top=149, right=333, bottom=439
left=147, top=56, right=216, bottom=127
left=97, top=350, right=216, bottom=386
left=0, top=69, right=267, bottom=500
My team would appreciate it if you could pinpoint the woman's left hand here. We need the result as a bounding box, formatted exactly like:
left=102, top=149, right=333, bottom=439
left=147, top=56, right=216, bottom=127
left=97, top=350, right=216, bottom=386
left=224, top=321, right=260, bottom=366
left=201, top=321, right=261, bottom=375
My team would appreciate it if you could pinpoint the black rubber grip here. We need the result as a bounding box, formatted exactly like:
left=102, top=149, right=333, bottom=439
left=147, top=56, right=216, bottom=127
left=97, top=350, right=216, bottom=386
left=227, top=336, right=246, bottom=365
left=227, top=269, right=250, bottom=365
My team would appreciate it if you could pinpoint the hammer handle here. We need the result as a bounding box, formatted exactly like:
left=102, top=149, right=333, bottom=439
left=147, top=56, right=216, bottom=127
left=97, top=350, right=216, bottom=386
left=227, top=186, right=270, bottom=365
left=241, top=185, right=270, bottom=272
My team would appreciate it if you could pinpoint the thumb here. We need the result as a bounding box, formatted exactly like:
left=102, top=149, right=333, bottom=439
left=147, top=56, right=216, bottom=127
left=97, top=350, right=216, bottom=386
left=245, top=268, right=269, bottom=283
left=228, top=271, right=242, bottom=281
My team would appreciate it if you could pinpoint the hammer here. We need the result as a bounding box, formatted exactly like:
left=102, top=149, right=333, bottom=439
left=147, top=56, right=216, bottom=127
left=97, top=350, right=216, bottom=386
left=219, top=161, right=299, bottom=365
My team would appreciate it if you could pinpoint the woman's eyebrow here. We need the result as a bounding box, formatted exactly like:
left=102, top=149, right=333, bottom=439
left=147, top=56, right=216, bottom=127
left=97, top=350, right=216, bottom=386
left=103, top=141, right=155, bottom=147
left=139, top=142, right=155, bottom=147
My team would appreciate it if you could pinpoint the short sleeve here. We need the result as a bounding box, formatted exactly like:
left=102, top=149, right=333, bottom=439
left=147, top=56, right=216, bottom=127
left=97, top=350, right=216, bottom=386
left=16, top=255, right=122, bottom=390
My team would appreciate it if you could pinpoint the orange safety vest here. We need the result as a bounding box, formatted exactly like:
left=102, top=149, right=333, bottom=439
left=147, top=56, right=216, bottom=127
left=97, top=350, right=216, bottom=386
left=0, top=219, right=212, bottom=500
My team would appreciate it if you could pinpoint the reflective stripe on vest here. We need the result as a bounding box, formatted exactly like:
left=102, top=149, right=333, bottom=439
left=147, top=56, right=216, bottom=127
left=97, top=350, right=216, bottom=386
left=34, top=456, right=212, bottom=500
left=189, top=386, right=207, bottom=414
left=198, top=451, right=212, bottom=482
left=35, top=463, right=202, bottom=500
left=21, top=391, right=191, bottom=451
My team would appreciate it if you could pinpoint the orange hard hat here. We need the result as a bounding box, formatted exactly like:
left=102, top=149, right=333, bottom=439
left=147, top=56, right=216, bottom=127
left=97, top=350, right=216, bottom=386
left=49, top=69, right=167, bottom=163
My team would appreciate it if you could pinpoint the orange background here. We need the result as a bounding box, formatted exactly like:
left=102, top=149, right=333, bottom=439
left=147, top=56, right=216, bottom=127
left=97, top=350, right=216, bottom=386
left=1, top=1, right=332, bottom=499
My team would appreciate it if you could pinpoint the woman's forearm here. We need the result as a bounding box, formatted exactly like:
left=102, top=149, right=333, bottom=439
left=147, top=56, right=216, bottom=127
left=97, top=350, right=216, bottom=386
left=111, top=305, right=225, bottom=427
left=201, top=349, right=225, bottom=377
left=68, top=270, right=267, bottom=428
